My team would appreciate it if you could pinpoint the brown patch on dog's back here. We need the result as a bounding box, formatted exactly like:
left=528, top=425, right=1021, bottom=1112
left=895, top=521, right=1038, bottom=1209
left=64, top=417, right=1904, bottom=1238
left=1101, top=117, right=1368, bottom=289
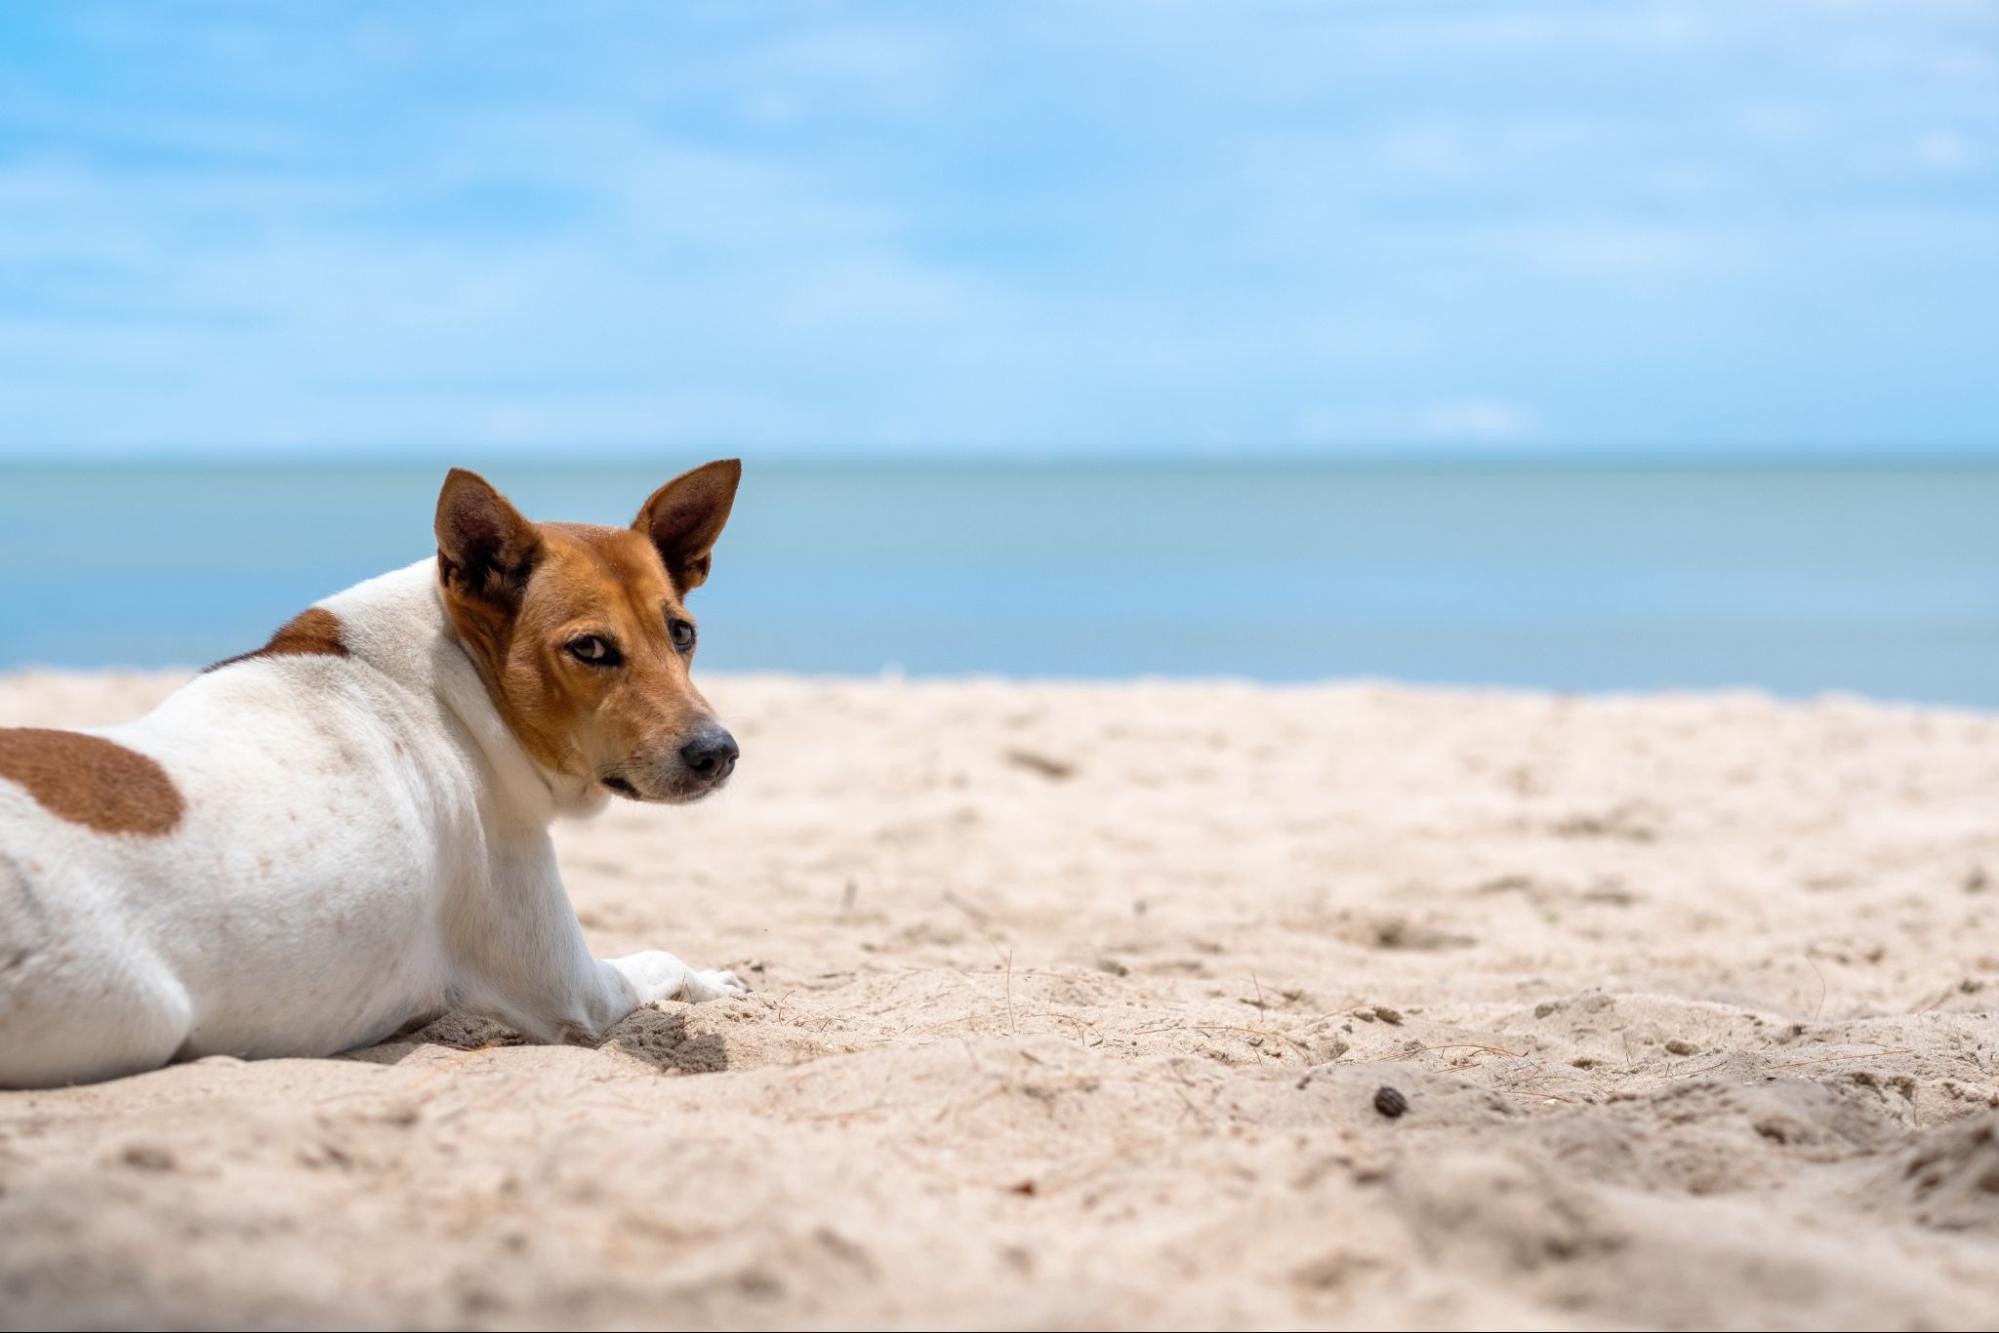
left=0, top=729, right=185, bottom=836
left=205, top=607, right=349, bottom=673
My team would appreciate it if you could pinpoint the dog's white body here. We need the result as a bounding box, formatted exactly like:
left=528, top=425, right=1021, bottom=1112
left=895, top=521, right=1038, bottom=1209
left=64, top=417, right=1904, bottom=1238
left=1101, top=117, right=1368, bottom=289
left=0, top=560, right=739, bottom=1089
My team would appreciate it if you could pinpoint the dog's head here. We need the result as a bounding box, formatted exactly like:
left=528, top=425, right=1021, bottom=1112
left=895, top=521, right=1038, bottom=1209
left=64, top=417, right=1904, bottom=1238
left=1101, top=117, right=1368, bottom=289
left=433, top=461, right=741, bottom=804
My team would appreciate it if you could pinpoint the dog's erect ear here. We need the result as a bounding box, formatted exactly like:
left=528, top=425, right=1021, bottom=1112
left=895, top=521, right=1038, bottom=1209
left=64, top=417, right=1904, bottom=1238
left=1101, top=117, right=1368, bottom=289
left=435, top=468, right=541, bottom=606
left=633, top=459, right=741, bottom=591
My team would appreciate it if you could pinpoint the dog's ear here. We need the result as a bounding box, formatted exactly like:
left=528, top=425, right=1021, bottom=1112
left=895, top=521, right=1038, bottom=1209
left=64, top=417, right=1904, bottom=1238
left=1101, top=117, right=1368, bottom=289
left=435, top=468, right=541, bottom=606
left=634, top=459, right=741, bottom=592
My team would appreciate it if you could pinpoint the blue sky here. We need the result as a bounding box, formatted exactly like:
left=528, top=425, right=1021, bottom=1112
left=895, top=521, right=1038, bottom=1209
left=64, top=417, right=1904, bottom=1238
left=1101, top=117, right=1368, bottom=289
left=1, top=1, right=1994, bottom=459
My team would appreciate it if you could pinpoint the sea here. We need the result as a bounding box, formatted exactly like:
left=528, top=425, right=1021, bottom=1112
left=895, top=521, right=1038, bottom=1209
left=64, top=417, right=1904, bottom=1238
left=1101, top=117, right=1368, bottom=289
left=1, top=459, right=1994, bottom=708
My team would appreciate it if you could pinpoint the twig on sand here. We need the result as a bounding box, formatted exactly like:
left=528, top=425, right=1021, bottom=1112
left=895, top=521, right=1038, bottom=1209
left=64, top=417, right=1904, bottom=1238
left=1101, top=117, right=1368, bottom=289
left=1246, top=977, right=1272, bottom=1062
left=943, top=890, right=994, bottom=928
left=1493, top=1087, right=1585, bottom=1105
left=1003, top=948, right=1016, bottom=1036
left=1806, top=950, right=1829, bottom=1021
left=943, top=891, right=1017, bottom=1035
left=1166, top=1059, right=1217, bottom=1127
left=790, top=1094, right=908, bottom=1124
left=1676, top=1040, right=1912, bottom=1083
left=1770, top=1047, right=1912, bottom=1071
left=1040, top=1008, right=1103, bottom=1048
left=1174, top=1021, right=1302, bottom=1044
left=1390, top=1042, right=1523, bottom=1061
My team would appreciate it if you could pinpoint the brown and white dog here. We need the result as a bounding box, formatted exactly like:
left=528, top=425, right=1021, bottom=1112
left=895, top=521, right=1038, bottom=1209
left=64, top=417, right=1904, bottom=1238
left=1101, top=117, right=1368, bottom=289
left=0, top=462, right=748, bottom=1087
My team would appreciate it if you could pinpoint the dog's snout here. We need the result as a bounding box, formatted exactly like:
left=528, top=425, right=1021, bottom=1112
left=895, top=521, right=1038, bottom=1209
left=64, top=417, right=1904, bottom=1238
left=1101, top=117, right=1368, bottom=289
left=679, top=725, right=739, bottom=780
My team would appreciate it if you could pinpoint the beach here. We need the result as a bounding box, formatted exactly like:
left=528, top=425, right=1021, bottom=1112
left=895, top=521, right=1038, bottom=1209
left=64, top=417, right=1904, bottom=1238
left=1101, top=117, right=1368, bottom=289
left=2, top=669, right=1996, bottom=1330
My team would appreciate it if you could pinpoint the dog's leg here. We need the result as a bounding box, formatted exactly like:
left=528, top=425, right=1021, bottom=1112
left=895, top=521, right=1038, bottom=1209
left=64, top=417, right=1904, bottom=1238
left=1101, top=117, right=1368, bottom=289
left=449, top=839, right=746, bottom=1045
left=602, top=949, right=748, bottom=1007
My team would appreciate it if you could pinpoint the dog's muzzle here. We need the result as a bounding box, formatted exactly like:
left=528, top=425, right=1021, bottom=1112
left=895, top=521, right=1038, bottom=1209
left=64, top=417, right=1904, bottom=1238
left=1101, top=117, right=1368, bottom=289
left=601, top=723, right=739, bottom=803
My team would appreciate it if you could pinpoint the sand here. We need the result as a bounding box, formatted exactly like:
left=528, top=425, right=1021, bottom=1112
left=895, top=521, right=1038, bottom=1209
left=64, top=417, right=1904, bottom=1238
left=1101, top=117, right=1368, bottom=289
left=1, top=670, right=1996, bottom=1330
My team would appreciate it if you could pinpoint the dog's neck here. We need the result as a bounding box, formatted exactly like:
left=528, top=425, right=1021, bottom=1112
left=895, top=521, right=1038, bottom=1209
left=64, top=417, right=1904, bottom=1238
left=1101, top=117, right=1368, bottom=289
left=319, top=560, right=611, bottom=826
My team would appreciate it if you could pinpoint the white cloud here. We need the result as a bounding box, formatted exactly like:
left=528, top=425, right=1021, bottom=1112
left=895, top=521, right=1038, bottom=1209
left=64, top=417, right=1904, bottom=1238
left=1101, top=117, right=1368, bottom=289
left=1297, top=400, right=1541, bottom=447
left=1411, top=400, right=1540, bottom=443
left=1914, top=130, right=1973, bottom=171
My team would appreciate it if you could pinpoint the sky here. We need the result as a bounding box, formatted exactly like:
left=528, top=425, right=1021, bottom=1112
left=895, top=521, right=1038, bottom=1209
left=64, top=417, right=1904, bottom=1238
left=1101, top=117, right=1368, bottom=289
left=0, top=1, right=1994, bottom=460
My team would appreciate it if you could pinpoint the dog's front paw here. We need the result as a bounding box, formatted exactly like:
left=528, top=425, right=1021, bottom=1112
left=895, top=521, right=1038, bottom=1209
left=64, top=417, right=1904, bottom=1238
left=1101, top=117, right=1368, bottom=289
left=679, top=968, right=749, bottom=1003
left=609, top=950, right=749, bottom=1006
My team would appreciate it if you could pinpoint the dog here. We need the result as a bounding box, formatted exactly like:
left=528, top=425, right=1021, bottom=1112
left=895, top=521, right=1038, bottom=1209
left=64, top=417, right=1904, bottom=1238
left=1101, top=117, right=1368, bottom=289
left=0, top=461, right=748, bottom=1087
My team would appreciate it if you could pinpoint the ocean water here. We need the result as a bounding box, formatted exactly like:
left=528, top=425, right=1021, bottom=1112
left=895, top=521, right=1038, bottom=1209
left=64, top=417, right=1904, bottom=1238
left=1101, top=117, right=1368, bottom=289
left=1, top=460, right=1994, bottom=708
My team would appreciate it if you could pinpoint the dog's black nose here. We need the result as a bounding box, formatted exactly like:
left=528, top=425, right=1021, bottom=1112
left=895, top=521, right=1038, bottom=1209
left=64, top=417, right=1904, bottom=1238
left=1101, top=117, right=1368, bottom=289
left=679, top=726, right=739, bottom=780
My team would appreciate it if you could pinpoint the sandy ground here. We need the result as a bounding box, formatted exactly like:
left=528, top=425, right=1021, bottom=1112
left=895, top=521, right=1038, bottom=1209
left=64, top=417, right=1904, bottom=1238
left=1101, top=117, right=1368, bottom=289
left=1, top=670, right=1996, bottom=1331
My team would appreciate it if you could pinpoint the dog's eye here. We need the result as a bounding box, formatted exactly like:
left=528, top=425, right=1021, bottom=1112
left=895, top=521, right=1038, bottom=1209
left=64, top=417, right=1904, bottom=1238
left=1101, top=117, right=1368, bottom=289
left=565, top=635, right=621, bottom=666
left=668, top=617, right=697, bottom=654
